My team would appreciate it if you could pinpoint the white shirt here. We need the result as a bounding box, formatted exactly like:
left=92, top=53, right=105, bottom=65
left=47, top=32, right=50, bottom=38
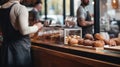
left=77, top=5, right=88, bottom=19
left=0, top=1, right=38, bottom=35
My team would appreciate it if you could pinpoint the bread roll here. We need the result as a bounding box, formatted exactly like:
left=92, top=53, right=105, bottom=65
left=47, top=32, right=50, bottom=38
left=104, top=39, right=109, bottom=45
left=84, top=34, right=94, bottom=40
left=76, top=36, right=81, bottom=39
left=84, top=40, right=94, bottom=46
left=108, top=39, right=117, bottom=46
left=115, top=39, right=120, bottom=45
left=101, top=40, right=105, bottom=45
left=94, top=33, right=104, bottom=40
left=78, top=38, right=84, bottom=45
left=93, top=40, right=104, bottom=47
left=69, top=38, right=78, bottom=46
left=65, top=36, right=72, bottom=44
left=70, top=35, right=81, bottom=39
left=112, top=38, right=120, bottom=46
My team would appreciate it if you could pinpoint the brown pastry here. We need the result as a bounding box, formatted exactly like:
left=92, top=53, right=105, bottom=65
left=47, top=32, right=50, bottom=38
left=76, top=36, right=81, bottom=39
left=104, top=39, right=110, bottom=45
left=94, top=33, right=104, bottom=40
left=112, top=38, right=120, bottom=46
left=101, top=40, right=105, bottom=45
left=84, top=39, right=94, bottom=46
left=115, top=39, right=120, bottom=46
left=108, top=39, right=117, bottom=46
left=70, top=35, right=81, bottom=39
left=69, top=38, right=78, bottom=46
left=65, top=37, right=69, bottom=44
left=93, top=40, right=104, bottom=47
left=78, top=38, right=84, bottom=45
left=65, top=36, right=72, bottom=44
left=84, top=34, right=94, bottom=40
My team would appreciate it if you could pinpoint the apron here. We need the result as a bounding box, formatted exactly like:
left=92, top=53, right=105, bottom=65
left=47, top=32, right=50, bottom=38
left=78, top=11, right=93, bottom=38
left=0, top=4, right=32, bottom=67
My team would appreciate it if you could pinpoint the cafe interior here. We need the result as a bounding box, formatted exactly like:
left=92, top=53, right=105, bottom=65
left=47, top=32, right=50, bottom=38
left=0, top=0, right=120, bottom=67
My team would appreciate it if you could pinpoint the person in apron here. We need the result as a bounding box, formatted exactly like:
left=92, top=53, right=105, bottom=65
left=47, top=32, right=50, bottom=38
left=0, top=0, right=43, bottom=67
left=77, top=0, right=94, bottom=38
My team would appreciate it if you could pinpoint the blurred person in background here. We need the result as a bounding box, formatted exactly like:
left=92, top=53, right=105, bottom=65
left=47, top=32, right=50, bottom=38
left=77, top=0, right=94, bottom=38
left=0, top=0, right=43, bottom=67
left=29, top=1, right=43, bottom=26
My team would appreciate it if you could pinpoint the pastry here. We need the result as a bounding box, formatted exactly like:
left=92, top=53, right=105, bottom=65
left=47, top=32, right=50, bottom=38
left=84, top=34, right=94, bottom=40
left=69, top=38, right=78, bottom=46
left=93, top=40, right=104, bottom=47
left=78, top=38, right=84, bottom=45
left=84, top=39, right=94, bottom=46
left=94, top=33, right=104, bottom=40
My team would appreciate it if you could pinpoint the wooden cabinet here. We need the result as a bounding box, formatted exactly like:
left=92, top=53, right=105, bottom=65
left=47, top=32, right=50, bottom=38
left=31, top=46, right=91, bottom=67
left=31, top=45, right=119, bottom=67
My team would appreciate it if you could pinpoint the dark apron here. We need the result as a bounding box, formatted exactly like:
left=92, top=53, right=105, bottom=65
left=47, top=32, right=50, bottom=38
left=0, top=4, right=32, bottom=67
left=78, top=11, right=93, bottom=38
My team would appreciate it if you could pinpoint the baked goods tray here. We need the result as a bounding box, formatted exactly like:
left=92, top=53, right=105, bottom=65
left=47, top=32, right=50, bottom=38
left=70, top=45, right=104, bottom=51
left=104, top=45, right=120, bottom=52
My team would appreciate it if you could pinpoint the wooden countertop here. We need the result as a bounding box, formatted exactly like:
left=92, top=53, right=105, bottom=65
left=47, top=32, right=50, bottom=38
left=31, top=39, right=120, bottom=65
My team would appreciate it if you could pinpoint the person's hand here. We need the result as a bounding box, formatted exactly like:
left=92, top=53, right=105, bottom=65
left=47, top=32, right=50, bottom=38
left=34, top=23, right=43, bottom=30
left=87, top=21, right=94, bottom=26
left=91, top=21, right=94, bottom=25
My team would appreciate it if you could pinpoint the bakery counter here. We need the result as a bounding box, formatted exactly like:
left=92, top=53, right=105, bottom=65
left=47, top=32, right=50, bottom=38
left=31, top=39, right=120, bottom=67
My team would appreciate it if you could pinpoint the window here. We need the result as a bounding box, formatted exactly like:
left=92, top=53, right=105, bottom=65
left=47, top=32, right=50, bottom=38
left=40, top=0, right=63, bottom=25
left=100, top=0, right=120, bottom=38
left=66, top=0, right=70, bottom=16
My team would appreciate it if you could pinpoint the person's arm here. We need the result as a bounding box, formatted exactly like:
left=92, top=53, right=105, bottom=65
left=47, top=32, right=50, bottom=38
left=77, top=17, right=94, bottom=27
left=17, top=5, right=43, bottom=35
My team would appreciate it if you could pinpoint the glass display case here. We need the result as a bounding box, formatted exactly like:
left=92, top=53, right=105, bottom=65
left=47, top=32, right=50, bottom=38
left=64, top=28, right=82, bottom=44
left=31, top=24, right=120, bottom=51
left=31, top=27, right=82, bottom=44
left=34, top=27, right=63, bottom=43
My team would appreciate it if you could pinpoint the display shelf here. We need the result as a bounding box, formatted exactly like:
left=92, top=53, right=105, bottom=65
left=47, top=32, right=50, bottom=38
left=31, top=39, right=120, bottom=65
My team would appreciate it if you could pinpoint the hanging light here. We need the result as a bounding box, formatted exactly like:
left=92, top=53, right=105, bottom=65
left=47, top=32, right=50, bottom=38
left=112, top=0, right=119, bottom=9
left=92, top=1, right=94, bottom=5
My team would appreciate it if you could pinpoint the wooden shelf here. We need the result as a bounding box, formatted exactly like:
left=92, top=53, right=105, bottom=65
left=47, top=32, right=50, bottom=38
left=31, top=39, right=120, bottom=66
